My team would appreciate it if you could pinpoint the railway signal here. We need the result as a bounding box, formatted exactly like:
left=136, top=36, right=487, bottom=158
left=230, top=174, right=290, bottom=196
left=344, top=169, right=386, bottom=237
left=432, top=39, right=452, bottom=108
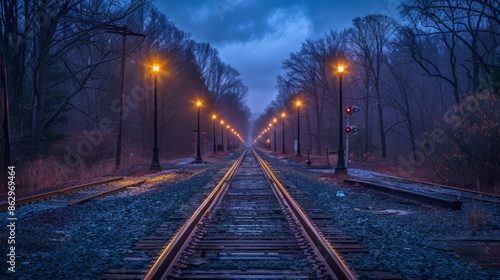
left=344, top=106, right=360, bottom=169
left=345, top=125, right=359, bottom=135
left=345, top=105, right=360, bottom=115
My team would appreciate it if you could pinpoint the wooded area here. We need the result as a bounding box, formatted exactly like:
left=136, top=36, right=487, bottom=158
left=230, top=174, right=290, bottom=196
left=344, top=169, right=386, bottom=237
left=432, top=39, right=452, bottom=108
left=1, top=0, right=499, bottom=192
left=0, top=0, right=250, bottom=189
left=254, top=0, right=499, bottom=191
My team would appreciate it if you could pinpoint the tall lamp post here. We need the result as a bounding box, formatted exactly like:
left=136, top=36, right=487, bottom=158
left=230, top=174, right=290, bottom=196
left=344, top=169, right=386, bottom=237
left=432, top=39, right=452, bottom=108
left=296, top=101, right=302, bottom=157
left=231, top=128, right=235, bottom=150
left=281, top=112, right=286, bottom=154
left=149, top=64, right=161, bottom=170
left=194, top=101, right=203, bottom=163
left=268, top=123, right=272, bottom=150
left=227, top=125, right=230, bottom=150
left=273, top=118, right=277, bottom=151
left=335, top=65, right=347, bottom=172
left=212, top=114, right=217, bottom=153
left=220, top=120, right=224, bottom=152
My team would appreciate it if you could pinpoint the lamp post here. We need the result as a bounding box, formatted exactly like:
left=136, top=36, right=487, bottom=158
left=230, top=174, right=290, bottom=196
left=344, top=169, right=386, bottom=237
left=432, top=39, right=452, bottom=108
left=220, top=120, right=224, bottom=152
left=296, top=101, right=302, bottom=157
left=273, top=118, right=277, bottom=151
left=149, top=64, right=161, bottom=170
left=194, top=101, right=203, bottom=163
left=231, top=128, right=235, bottom=150
left=212, top=115, right=217, bottom=153
left=268, top=123, right=272, bottom=150
left=227, top=125, right=230, bottom=150
left=335, top=65, right=347, bottom=172
left=281, top=112, right=286, bottom=154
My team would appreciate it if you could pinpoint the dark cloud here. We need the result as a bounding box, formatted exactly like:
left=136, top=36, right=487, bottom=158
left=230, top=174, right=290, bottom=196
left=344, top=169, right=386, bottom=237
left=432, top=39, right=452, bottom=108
left=154, top=0, right=397, bottom=115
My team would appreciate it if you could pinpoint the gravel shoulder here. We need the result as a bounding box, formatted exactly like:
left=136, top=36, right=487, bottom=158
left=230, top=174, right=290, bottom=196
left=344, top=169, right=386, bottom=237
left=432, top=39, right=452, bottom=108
left=0, top=159, right=233, bottom=279
left=260, top=150, right=500, bottom=280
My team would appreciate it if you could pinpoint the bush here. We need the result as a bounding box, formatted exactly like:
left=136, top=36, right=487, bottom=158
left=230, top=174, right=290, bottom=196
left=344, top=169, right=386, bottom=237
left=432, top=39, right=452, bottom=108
left=434, top=91, right=500, bottom=193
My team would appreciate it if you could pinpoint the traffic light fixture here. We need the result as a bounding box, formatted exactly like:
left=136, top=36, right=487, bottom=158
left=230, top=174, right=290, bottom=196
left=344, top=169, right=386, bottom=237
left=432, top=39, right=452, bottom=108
left=345, top=105, right=360, bottom=115
left=345, top=125, right=359, bottom=135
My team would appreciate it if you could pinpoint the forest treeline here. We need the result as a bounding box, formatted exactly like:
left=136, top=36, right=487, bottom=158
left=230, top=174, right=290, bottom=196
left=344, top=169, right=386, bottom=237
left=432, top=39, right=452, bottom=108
left=0, top=0, right=251, bottom=188
left=254, top=0, right=499, bottom=190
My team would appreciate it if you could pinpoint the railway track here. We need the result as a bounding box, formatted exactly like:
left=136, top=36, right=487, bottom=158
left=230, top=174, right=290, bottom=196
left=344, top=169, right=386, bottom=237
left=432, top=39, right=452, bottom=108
left=345, top=174, right=500, bottom=209
left=140, top=149, right=356, bottom=279
left=0, top=177, right=146, bottom=210
left=370, top=174, right=500, bottom=203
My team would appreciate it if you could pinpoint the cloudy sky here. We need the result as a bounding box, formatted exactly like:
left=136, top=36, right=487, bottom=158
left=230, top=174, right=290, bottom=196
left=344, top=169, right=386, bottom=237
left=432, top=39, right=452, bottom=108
left=154, top=0, right=399, bottom=116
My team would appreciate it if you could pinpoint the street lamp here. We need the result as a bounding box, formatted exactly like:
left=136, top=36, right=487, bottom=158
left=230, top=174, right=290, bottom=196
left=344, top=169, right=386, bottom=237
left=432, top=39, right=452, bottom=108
left=227, top=125, right=230, bottom=150
left=335, top=65, right=347, bottom=172
left=273, top=118, right=277, bottom=151
left=231, top=128, right=235, bottom=150
left=268, top=123, right=272, bottom=150
left=193, top=100, right=203, bottom=163
left=296, top=101, right=302, bottom=157
left=220, top=120, right=224, bottom=152
left=212, top=114, right=217, bottom=153
left=281, top=112, right=286, bottom=154
left=149, top=64, right=161, bottom=170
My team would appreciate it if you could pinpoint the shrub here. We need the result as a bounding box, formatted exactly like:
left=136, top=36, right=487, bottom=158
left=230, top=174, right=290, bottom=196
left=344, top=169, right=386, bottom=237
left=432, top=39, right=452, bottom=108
left=433, top=91, right=500, bottom=192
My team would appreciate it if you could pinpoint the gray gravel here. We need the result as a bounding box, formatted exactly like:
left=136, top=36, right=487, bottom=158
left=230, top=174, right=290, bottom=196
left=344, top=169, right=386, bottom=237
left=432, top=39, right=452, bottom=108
left=2, top=150, right=499, bottom=280
left=260, top=151, right=500, bottom=280
left=0, top=163, right=227, bottom=279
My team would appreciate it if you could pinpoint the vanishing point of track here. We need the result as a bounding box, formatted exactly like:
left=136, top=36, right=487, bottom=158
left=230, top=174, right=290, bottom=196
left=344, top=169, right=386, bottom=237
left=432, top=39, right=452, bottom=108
left=144, top=148, right=356, bottom=279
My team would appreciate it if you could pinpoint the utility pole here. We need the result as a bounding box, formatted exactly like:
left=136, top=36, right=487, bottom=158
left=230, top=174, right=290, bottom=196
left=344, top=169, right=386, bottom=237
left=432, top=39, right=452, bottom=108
left=104, top=25, right=145, bottom=169
left=1, top=52, right=11, bottom=173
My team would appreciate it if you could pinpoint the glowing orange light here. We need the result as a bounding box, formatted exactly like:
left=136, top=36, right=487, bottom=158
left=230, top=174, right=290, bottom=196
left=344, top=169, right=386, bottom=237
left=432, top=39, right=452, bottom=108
left=152, top=64, right=160, bottom=72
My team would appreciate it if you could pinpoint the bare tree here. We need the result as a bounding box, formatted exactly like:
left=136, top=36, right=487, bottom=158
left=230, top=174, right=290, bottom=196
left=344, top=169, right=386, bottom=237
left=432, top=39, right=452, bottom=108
left=347, top=14, right=398, bottom=159
left=401, top=0, right=500, bottom=96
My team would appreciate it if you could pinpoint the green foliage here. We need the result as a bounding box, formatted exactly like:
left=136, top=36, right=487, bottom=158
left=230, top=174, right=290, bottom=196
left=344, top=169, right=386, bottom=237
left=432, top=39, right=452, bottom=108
left=436, top=91, right=500, bottom=191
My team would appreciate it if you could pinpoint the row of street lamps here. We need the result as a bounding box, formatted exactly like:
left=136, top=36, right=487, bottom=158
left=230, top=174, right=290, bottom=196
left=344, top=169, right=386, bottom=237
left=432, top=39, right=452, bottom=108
left=254, top=64, right=347, bottom=173
left=148, top=63, right=244, bottom=169
left=253, top=101, right=301, bottom=157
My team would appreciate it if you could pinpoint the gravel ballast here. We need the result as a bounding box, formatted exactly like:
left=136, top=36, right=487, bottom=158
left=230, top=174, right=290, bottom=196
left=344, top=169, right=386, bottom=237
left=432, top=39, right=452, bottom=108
left=2, top=150, right=499, bottom=279
left=0, top=163, right=228, bottom=279
left=260, top=151, right=500, bottom=280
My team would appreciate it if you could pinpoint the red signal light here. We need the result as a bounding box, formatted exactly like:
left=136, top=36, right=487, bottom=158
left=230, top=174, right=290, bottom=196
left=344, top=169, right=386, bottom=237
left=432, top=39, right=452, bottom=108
left=345, top=107, right=352, bottom=114
left=345, top=127, right=351, bottom=133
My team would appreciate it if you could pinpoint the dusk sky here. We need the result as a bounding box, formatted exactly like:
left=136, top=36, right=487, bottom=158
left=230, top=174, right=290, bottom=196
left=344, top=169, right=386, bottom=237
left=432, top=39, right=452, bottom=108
left=154, top=0, right=400, bottom=116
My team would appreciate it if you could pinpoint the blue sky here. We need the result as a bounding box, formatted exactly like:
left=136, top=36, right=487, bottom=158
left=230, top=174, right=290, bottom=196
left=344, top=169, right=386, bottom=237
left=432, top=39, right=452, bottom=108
left=154, top=0, right=399, bottom=116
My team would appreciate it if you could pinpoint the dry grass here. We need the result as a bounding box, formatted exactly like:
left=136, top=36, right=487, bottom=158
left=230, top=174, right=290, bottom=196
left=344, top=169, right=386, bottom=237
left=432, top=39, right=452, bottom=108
left=16, top=154, right=149, bottom=197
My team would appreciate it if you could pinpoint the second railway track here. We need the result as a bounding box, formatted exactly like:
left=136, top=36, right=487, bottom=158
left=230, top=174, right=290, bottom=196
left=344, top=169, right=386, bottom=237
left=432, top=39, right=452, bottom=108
left=143, top=148, right=356, bottom=279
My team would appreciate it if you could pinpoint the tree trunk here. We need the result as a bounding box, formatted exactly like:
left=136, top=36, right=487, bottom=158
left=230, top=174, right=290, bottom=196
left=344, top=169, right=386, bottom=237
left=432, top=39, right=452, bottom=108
left=375, top=82, right=386, bottom=159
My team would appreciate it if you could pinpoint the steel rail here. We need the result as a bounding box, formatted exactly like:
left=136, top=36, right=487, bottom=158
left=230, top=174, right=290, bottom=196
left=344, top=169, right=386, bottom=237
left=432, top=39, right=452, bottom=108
left=0, top=177, right=123, bottom=210
left=373, top=173, right=500, bottom=199
left=143, top=149, right=247, bottom=280
left=67, top=180, right=146, bottom=206
left=253, top=148, right=357, bottom=280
